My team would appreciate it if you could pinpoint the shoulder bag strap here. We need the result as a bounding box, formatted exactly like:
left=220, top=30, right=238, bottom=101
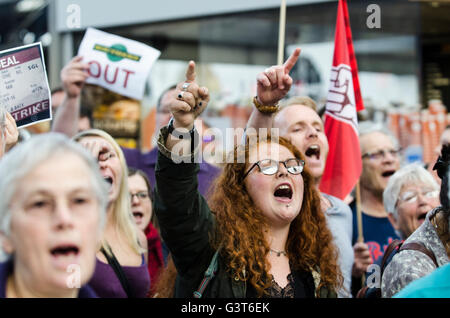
left=400, top=242, right=439, bottom=267
left=100, top=246, right=134, bottom=298
left=380, top=239, right=403, bottom=273
left=193, top=248, right=221, bottom=298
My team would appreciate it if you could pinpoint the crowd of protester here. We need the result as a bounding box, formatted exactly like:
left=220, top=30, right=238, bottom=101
left=0, top=47, right=449, bottom=299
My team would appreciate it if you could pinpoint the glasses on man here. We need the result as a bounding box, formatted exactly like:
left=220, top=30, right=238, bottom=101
left=130, top=191, right=150, bottom=202
left=243, top=158, right=305, bottom=179
left=362, top=148, right=402, bottom=161
left=397, top=189, right=439, bottom=205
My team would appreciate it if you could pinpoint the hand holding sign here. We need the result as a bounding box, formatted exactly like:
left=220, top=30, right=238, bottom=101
left=4, top=112, right=19, bottom=152
left=171, top=61, right=209, bottom=130
left=256, top=48, right=301, bottom=106
left=77, top=28, right=160, bottom=100
left=61, top=56, right=90, bottom=99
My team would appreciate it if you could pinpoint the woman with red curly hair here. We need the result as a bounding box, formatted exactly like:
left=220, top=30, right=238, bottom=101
left=153, top=61, right=342, bottom=298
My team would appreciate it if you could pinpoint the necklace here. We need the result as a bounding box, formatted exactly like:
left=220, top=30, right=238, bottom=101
left=270, top=249, right=287, bottom=257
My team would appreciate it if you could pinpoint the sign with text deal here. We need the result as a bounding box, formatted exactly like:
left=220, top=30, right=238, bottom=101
left=78, top=27, right=160, bottom=100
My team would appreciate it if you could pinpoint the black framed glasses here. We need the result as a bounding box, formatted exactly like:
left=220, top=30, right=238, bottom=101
left=129, top=191, right=150, bottom=202
left=362, top=148, right=402, bottom=161
left=243, top=158, right=305, bottom=179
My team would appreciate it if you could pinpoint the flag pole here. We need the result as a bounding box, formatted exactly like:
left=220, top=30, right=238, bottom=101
left=277, top=0, right=286, bottom=65
left=355, top=179, right=365, bottom=285
left=356, top=180, right=364, bottom=243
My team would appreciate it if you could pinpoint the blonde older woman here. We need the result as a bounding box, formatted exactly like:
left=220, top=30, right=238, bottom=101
left=0, top=133, right=108, bottom=297
left=73, top=129, right=150, bottom=298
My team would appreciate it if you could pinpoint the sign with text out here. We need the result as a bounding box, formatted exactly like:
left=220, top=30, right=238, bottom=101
left=78, top=28, right=161, bottom=100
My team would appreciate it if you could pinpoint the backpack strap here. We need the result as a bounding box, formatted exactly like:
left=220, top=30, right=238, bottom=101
left=193, top=249, right=220, bottom=298
left=380, top=239, right=403, bottom=274
left=400, top=242, right=439, bottom=267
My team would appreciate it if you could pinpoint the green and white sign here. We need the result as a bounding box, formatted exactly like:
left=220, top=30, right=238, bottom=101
left=78, top=28, right=160, bottom=100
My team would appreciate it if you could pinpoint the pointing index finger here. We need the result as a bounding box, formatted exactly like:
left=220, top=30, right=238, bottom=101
left=283, top=48, right=301, bottom=73
left=185, top=60, right=196, bottom=82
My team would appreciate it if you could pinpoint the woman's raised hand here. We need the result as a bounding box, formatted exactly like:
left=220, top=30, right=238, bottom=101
left=256, top=48, right=301, bottom=106
left=4, top=112, right=19, bottom=152
left=170, top=61, right=209, bottom=130
left=61, top=56, right=90, bottom=99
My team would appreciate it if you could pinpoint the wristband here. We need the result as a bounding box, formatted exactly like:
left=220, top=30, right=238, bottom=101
left=168, top=117, right=196, bottom=140
left=253, top=96, right=279, bottom=114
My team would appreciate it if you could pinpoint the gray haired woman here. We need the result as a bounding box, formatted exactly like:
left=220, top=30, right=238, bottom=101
left=383, top=163, right=440, bottom=240
left=0, top=133, right=108, bottom=297
left=381, top=151, right=450, bottom=298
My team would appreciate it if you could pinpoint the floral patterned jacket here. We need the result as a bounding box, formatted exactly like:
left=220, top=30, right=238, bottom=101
left=381, top=208, right=449, bottom=298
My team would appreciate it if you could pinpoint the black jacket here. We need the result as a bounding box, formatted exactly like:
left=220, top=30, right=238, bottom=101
left=154, top=128, right=335, bottom=298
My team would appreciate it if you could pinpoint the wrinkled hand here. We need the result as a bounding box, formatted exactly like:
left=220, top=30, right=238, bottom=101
left=256, top=48, right=301, bottom=106
left=61, top=56, right=90, bottom=99
left=170, top=61, right=209, bottom=130
left=4, top=112, right=19, bottom=152
left=352, top=242, right=372, bottom=278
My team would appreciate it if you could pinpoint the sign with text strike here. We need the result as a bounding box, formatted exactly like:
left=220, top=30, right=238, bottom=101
left=78, top=28, right=161, bottom=100
left=0, top=42, right=52, bottom=128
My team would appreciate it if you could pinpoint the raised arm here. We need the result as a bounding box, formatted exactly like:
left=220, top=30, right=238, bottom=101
left=164, top=61, right=209, bottom=155
left=51, top=56, right=89, bottom=137
left=245, top=48, right=301, bottom=134
left=154, top=61, right=213, bottom=279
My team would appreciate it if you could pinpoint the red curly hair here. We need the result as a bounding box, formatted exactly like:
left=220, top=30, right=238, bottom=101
left=208, top=136, right=342, bottom=297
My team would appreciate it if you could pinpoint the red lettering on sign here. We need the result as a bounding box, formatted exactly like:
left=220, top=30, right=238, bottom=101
left=87, top=61, right=136, bottom=90
left=122, top=69, right=135, bottom=88
left=104, top=64, right=119, bottom=84
left=88, top=60, right=101, bottom=78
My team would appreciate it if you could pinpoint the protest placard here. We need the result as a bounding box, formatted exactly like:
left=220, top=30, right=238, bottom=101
left=78, top=27, right=161, bottom=100
left=0, top=42, right=52, bottom=128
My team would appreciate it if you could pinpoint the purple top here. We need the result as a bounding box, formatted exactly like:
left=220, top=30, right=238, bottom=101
left=122, top=147, right=221, bottom=196
left=88, top=254, right=150, bottom=298
left=0, top=260, right=97, bottom=298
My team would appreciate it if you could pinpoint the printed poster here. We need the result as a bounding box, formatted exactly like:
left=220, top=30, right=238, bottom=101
left=78, top=27, right=161, bottom=100
left=0, top=42, right=52, bottom=128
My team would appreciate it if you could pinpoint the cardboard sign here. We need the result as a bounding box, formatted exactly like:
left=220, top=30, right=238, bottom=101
left=78, top=28, right=161, bottom=100
left=0, top=42, right=52, bottom=128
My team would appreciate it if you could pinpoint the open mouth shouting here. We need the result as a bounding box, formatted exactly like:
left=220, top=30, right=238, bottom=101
left=304, top=144, right=322, bottom=167
left=50, top=243, right=80, bottom=270
left=305, top=144, right=320, bottom=160
left=274, top=183, right=293, bottom=203
left=381, top=170, right=396, bottom=179
left=417, top=211, right=427, bottom=224
left=103, top=176, right=113, bottom=189
left=132, top=211, right=144, bottom=223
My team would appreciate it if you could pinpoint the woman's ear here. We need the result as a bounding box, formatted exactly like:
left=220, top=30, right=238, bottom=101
left=387, top=213, right=399, bottom=230
left=0, top=232, right=14, bottom=254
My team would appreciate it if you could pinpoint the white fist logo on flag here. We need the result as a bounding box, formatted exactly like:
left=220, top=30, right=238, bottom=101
left=325, top=64, right=357, bottom=130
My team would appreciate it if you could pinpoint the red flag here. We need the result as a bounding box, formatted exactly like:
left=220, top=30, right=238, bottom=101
left=319, top=0, right=364, bottom=200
